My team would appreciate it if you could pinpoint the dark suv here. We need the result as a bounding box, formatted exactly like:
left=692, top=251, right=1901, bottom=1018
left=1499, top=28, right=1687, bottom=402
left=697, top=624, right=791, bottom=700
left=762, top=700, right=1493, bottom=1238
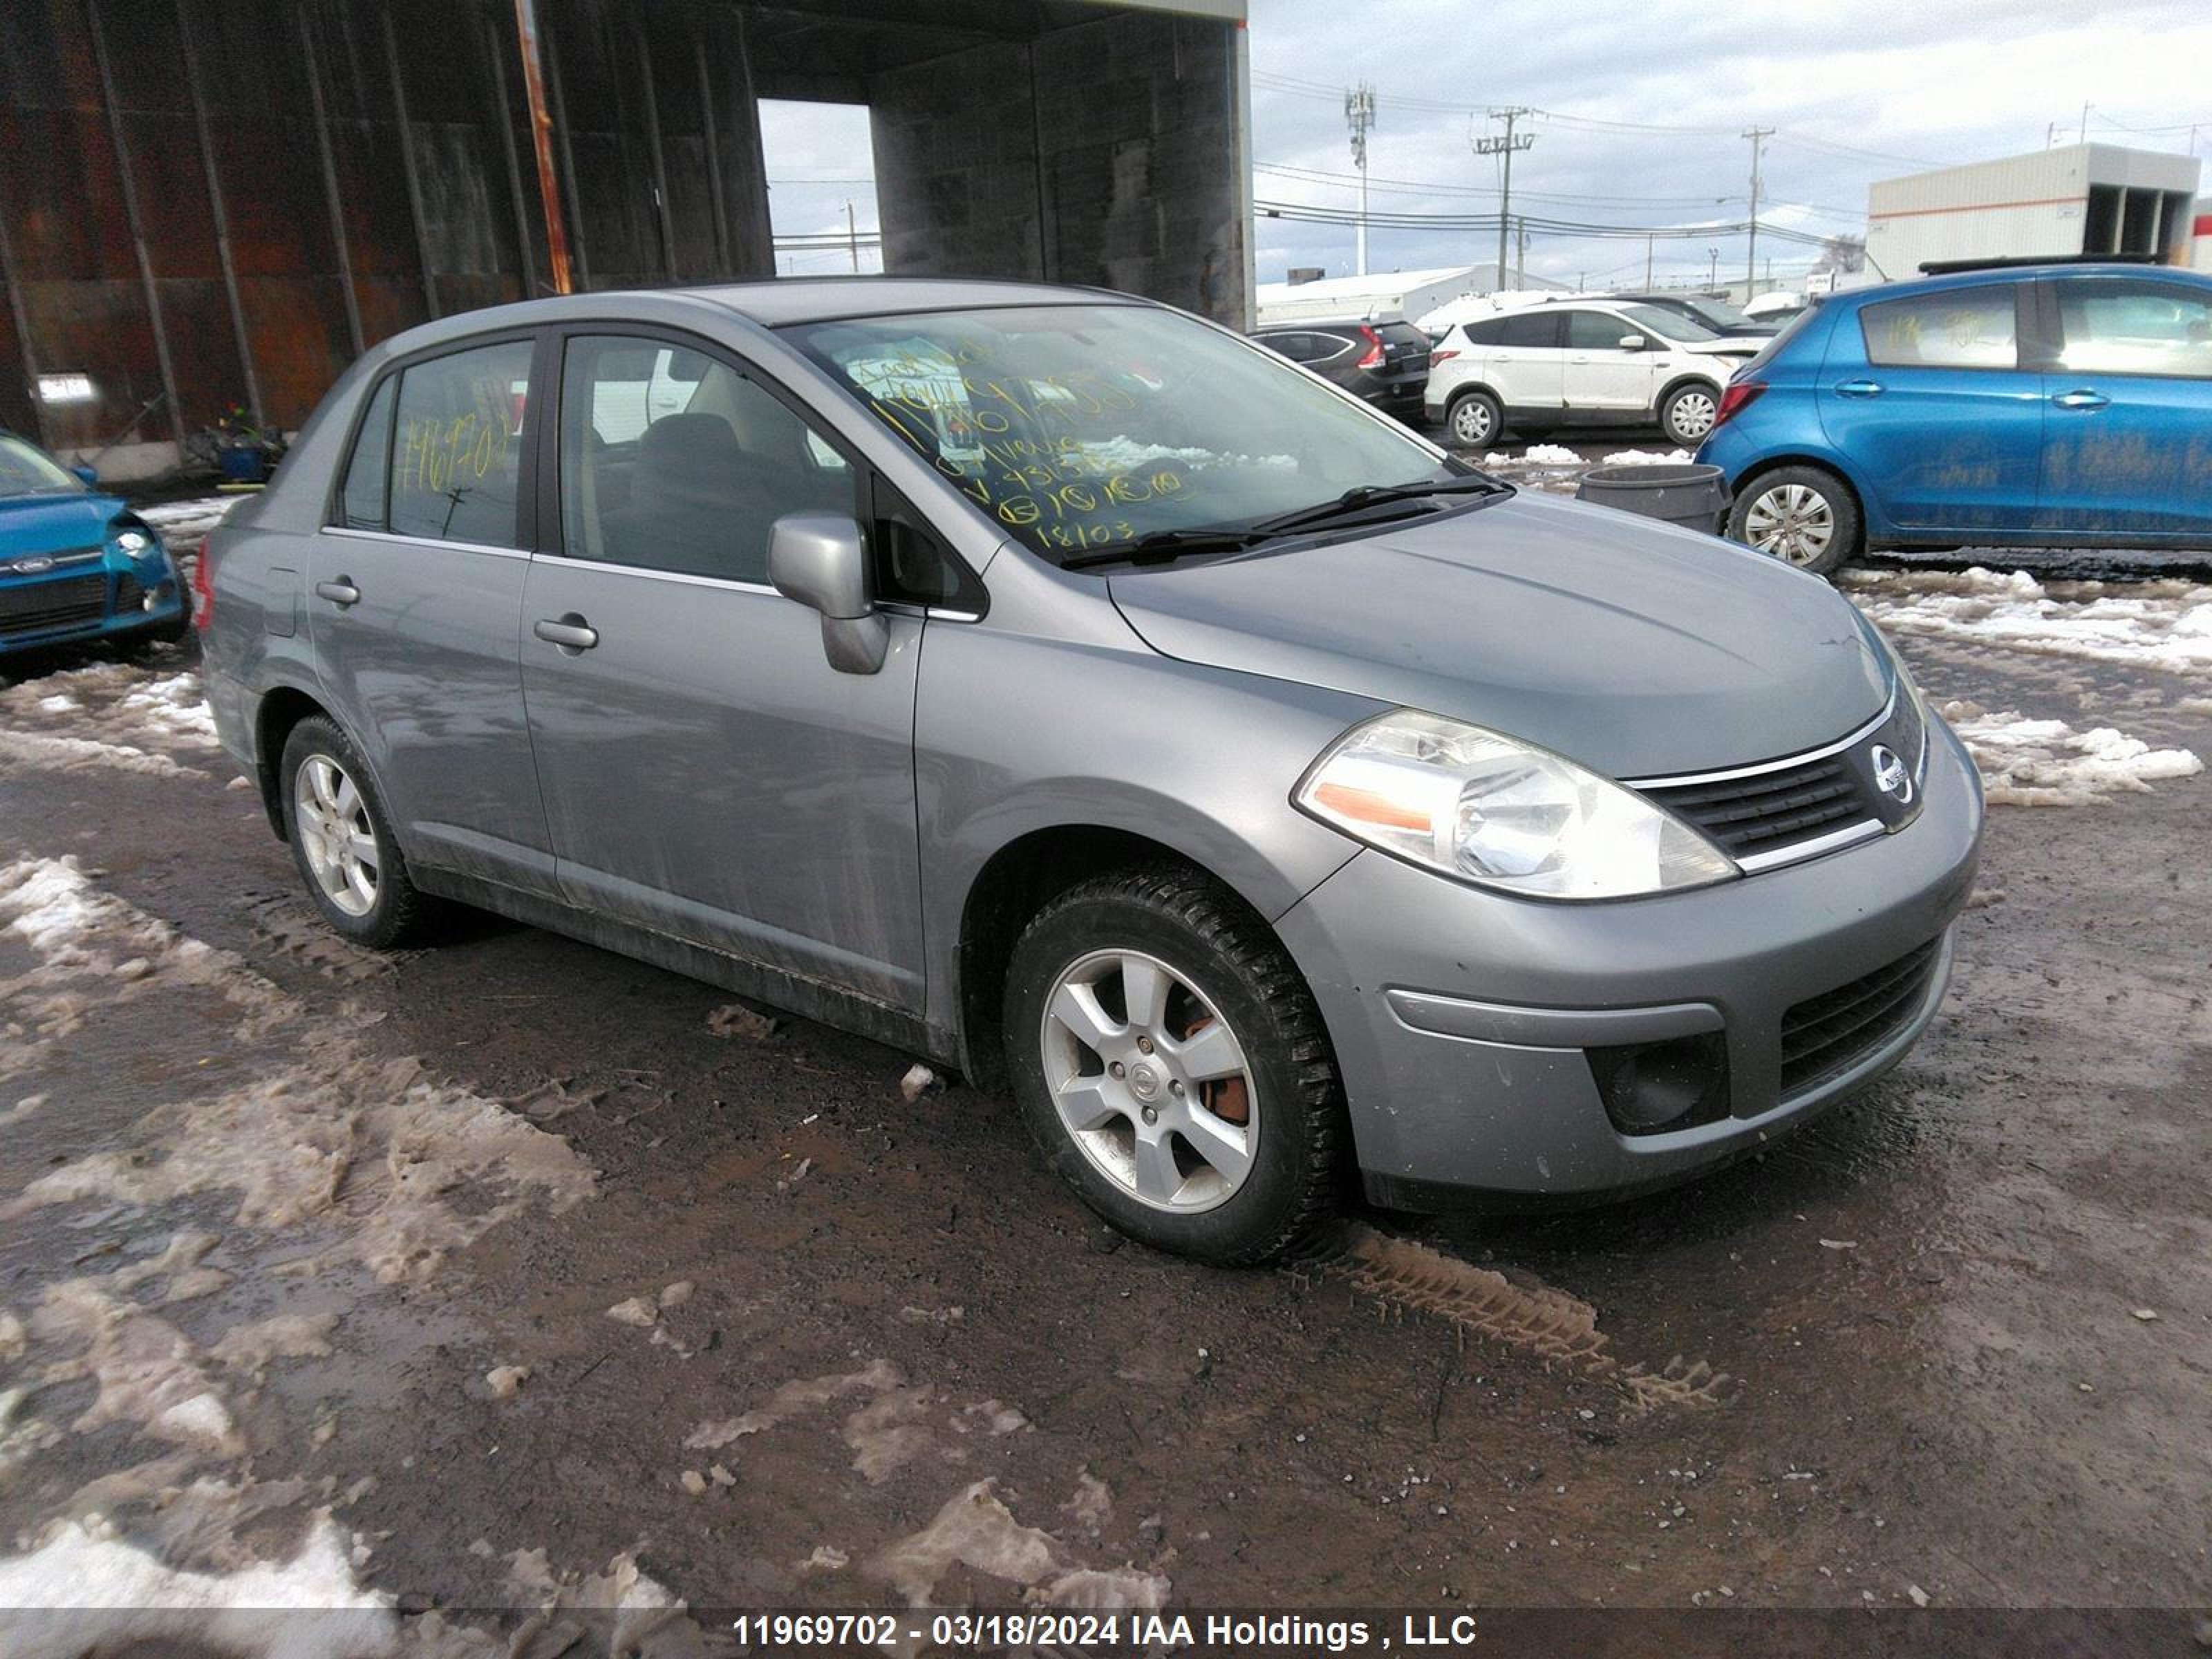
left=1250, top=319, right=1431, bottom=422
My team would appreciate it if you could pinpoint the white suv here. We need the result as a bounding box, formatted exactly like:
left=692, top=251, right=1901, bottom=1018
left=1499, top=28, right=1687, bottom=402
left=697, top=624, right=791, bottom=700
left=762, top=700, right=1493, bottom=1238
left=1424, top=298, right=1761, bottom=449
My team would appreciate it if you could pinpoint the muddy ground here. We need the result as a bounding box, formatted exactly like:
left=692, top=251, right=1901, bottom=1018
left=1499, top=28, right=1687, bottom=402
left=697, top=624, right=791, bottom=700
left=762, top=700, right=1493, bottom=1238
left=0, top=516, right=2208, bottom=1655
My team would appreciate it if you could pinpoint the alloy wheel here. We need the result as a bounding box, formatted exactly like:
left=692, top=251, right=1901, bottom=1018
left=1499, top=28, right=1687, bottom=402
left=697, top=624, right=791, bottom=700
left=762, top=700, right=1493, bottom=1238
left=1451, top=400, right=1494, bottom=446
left=294, top=753, right=379, bottom=917
left=1743, top=482, right=1837, bottom=567
left=1038, top=948, right=1257, bottom=1213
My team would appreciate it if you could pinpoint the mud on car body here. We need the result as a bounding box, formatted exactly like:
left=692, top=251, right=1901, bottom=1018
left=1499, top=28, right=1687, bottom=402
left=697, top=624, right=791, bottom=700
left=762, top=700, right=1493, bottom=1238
left=198, top=278, right=1983, bottom=1264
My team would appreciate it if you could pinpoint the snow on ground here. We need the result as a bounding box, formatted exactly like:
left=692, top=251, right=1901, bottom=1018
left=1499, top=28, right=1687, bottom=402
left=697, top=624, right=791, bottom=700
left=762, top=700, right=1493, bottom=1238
left=1600, top=448, right=1694, bottom=467
left=135, top=496, right=240, bottom=554
left=0, top=657, right=218, bottom=779
left=1940, top=702, right=2203, bottom=807
left=1485, top=444, right=1583, bottom=467
left=1842, top=567, right=2212, bottom=677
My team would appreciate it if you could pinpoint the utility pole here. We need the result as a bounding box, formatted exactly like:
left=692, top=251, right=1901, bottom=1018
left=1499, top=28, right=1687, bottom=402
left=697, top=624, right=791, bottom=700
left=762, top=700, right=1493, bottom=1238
left=1344, top=82, right=1376, bottom=276
left=1743, top=125, right=1774, bottom=300
left=845, top=200, right=859, bottom=272
left=2079, top=102, right=2090, bottom=144
left=1515, top=217, right=1529, bottom=287
left=1707, top=245, right=1719, bottom=288
left=1644, top=233, right=1655, bottom=288
left=1473, top=107, right=1535, bottom=291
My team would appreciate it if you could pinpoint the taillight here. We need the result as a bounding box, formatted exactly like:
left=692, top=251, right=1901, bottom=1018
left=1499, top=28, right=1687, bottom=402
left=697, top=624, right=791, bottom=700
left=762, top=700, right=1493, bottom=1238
left=1356, top=324, right=1385, bottom=370
left=1430, top=348, right=1459, bottom=364
left=189, top=539, right=216, bottom=630
left=1712, top=379, right=1766, bottom=430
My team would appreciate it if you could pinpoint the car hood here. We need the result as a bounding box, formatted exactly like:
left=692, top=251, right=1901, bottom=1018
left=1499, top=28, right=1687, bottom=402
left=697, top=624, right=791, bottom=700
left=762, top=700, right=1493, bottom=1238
left=1105, top=494, right=1891, bottom=780
left=0, top=491, right=129, bottom=561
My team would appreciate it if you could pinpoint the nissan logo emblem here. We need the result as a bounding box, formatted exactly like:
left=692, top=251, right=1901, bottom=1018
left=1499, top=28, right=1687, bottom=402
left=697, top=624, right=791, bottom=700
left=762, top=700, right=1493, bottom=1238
left=1871, top=744, right=1913, bottom=803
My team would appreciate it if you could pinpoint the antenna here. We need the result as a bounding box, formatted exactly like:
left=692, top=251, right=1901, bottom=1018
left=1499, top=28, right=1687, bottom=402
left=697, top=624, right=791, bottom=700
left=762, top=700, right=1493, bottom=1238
left=1344, top=82, right=1377, bottom=276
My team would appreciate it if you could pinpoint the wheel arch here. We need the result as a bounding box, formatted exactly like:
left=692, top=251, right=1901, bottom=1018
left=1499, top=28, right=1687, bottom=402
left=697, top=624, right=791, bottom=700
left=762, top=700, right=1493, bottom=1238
left=1730, top=453, right=1867, bottom=521
left=953, top=824, right=1318, bottom=1094
left=252, top=683, right=335, bottom=842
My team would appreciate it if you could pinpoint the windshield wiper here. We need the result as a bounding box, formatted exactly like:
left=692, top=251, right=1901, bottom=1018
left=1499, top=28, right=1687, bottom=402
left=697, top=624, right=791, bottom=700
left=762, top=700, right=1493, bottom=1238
left=1250, top=473, right=1510, bottom=537
left=1060, top=525, right=1275, bottom=570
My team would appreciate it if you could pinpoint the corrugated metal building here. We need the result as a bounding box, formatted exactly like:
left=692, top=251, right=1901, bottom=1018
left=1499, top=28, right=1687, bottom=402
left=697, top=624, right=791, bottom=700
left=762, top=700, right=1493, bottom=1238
left=0, top=0, right=1251, bottom=477
left=1866, top=143, right=2202, bottom=281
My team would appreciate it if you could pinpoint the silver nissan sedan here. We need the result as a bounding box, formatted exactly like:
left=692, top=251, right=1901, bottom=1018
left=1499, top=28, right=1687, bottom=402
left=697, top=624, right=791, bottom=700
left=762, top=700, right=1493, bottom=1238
left=198, top=279, right=1983, bottom=1264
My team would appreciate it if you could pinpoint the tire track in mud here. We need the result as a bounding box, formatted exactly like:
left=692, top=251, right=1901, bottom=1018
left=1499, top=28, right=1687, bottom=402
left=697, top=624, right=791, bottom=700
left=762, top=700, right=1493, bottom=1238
left=245, top=892, right=422, bottom=983
left=1287, top=1224, right=1733, bottom=1414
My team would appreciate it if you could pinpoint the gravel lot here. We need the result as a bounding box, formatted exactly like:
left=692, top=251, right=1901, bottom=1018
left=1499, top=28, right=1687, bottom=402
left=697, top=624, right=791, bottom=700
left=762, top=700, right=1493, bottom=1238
left=1, top=481, right=2207, bottom=1654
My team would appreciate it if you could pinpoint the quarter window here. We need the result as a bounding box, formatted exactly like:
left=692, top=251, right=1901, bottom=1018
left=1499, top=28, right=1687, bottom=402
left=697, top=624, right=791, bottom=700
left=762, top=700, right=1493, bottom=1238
left=559, top=335, right=859, bottom=584
left=337, top=376, right=396, bottom=530
left=386, top=339, right=534, bottom=545
left=2053, top=281, right=2212, bottom=379
left=1859, top=288, right=2019, bottom=370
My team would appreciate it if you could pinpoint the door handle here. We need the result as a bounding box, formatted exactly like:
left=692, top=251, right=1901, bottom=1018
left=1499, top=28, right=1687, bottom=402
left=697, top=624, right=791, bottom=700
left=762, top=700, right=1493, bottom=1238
left=2052, top=388, right=2110, bottom=410
left=1833, top=379, right=1884, bottom=398
left=315, top=577, right=360, bottom=607
left=533, top=615, right=599, bottom=652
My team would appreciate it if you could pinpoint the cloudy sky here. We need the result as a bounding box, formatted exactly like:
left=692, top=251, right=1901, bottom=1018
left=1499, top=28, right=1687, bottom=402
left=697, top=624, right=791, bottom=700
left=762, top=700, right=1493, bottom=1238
left=759, top=0, right=2211, bottom=291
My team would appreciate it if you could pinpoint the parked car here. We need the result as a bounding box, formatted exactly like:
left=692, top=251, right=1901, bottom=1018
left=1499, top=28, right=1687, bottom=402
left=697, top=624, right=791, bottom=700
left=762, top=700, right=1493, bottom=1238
left=200, top=279, right=1981, bottom=1264
left=1743, top=290, right=1810, bottom=326
left=1250, top=319, right=1431, bottom=421
left=0, top=433, right=188, bottom=661
left=1698, top=261, right=2212, bottom=574
left=1608, top=292, right=1779, bottom=338
left=1426, top=299, right=1759, bottom=449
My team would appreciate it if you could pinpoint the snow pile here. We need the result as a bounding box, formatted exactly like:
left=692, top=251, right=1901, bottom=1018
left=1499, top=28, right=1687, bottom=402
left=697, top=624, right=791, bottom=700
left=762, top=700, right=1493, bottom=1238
left=1601, top=448, right=1693, bottom=466
left=1942, top=701, right=2203, bottom=806
left=119, top=673, right=219, bottom=742
left=1842, top=567, right=2212, bottom=677
left=135, top=496, right=238, bottom=553
left=1490, top=443, right=1583, bottom=467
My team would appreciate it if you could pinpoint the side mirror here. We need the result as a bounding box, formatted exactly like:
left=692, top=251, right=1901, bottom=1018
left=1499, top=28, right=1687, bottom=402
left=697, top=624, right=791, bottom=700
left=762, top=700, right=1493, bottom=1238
left=70, top=464, right=99, bottom=487
left=768, top=512, right=887, bottom=675
left=1617, top=335, right=1647, bottom=352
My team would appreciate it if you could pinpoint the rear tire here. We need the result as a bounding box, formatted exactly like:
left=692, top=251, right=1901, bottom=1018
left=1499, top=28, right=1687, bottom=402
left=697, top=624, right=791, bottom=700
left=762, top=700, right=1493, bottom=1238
left=1727, top=465, right=1863, bottom=577
left=1446, top=388, right=1503, bottom=449
left=279, top=717, right=440, bottom=949
left=1002, top=865, right=1344, bottom=1266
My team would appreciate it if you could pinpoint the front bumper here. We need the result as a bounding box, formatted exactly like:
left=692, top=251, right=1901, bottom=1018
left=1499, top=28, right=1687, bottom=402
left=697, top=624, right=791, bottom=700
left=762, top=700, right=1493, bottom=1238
left=0, top=568, right=185, bottom=657
left=1273, top=718, right=1983, bottom=1206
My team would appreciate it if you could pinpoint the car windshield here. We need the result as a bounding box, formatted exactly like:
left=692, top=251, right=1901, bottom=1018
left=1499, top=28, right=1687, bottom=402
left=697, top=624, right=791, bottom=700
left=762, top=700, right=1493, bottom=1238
left=0, top=435, right=86, bottom=498
left=1678, top=297, right=1756, bottom=330
left=1619, top=303, right=1722, bottom=342
left=784, top=303, right=1454, bottom=563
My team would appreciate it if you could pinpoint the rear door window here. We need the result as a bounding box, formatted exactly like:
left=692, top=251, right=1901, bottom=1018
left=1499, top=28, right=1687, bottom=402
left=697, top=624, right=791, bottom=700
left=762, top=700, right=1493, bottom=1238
left=1859, top=287, right=2021, bottom=370
left=2052, top=280, right=2212, bottom=379
left=386, top=339, right=535, bottom=545
left=1498, top=312, right=1562, bottom=349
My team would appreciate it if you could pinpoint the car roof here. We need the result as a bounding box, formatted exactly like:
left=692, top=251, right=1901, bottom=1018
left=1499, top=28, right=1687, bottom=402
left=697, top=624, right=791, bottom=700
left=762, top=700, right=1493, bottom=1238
left=1835, top=262, right=2212, bottom=306
left=668, top=276, right=1142, bottom=326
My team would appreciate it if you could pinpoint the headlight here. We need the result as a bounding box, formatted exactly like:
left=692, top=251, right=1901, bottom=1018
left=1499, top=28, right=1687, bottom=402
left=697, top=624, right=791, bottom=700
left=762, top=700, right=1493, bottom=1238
left=1293, top=710, right=1738, bottom=900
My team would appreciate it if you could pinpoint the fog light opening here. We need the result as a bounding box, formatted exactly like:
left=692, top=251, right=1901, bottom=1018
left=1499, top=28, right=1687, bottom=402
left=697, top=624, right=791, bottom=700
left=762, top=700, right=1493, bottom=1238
left=1588, top=1031, right=1730, bottom=1136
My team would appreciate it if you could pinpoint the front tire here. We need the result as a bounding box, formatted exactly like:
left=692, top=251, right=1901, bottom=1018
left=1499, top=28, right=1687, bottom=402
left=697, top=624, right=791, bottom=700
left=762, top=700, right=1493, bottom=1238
left=1659, top=381, right=1722, bottom=447
left=1728, top=465, right=1863, bottom=577
left=1002, top=866, right=1344, bottom=1266
left=279, top=717, right=439, bottom=948
left=1446, top=388, right=1503, bottom=449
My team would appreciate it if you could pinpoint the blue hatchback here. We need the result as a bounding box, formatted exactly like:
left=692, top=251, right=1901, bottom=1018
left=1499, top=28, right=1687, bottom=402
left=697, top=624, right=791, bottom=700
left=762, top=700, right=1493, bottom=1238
left=0, top=432, right=187, bottom=661
left=1697, top=263, right=2212, bottom=574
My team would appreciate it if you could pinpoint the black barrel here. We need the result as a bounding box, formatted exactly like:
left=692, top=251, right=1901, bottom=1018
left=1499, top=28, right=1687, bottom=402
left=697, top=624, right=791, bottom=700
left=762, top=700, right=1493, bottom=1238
left=1574, top=462, right=1730, bottom=534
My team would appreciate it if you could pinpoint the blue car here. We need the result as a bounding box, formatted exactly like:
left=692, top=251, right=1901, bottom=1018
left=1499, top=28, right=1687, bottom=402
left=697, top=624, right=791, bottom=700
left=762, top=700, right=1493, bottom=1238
left=0, top=431, right=188, bottom=661
left=1697, top=262, right=2212, bottom=575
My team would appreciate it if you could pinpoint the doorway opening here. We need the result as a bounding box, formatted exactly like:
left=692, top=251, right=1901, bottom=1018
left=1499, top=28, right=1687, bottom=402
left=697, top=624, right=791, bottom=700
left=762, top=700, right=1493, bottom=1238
left=757, top=100, right=882, bottom=276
